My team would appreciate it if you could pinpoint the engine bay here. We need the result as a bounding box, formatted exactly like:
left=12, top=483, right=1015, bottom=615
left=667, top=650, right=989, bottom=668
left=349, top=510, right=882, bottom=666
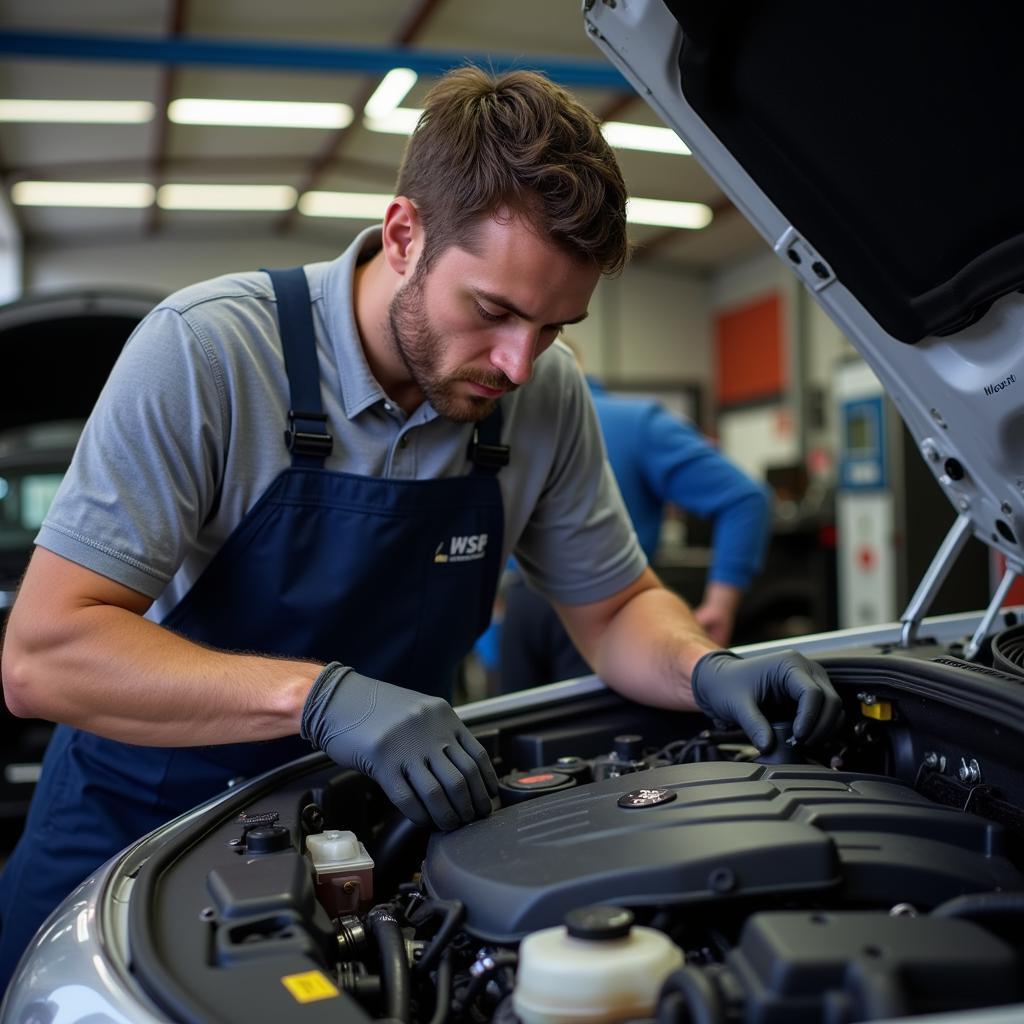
left=108, top=642, right=1024, bottom=1024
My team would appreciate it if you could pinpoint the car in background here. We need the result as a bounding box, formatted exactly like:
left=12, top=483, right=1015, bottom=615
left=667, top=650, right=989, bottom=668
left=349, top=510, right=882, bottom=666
left=0, top=419, right=83, bottom=601
left=0, top=419, right=83, bottom=819
left=0, top=291, right=156, bottom=825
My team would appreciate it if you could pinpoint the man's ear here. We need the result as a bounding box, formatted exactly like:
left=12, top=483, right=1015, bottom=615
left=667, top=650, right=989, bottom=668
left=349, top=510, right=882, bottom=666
left=381, top=197, right=422, bottom=277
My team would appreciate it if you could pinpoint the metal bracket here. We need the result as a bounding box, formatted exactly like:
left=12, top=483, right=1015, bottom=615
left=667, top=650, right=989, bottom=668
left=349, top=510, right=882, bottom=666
left=773, top=227, right=836, bottom=293
left=899, top=513, right=974, bottom=647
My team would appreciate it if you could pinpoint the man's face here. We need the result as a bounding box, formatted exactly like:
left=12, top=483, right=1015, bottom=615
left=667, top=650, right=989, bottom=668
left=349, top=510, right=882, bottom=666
left=386, top=213, right=601, bottom=422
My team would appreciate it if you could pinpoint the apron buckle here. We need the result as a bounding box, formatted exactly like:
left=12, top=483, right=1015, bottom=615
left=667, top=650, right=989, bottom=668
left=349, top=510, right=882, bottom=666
left=285, top=409, right=334, bottom=458
left=468, top=428, right=510, bottom=470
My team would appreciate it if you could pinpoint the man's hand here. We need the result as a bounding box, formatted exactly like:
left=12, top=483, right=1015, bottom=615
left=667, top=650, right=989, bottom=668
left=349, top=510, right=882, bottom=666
left=690, top=649, right=842, bottom=753
left=301, top=663, right=498, bottom=830
left=693, top=581, right=743, bottom=646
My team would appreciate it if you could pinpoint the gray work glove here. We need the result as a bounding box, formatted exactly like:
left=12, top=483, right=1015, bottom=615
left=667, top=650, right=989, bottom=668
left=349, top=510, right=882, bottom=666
left=690, top=649, right=842, bottom=753
left=301, top=663, right=499, bottom=831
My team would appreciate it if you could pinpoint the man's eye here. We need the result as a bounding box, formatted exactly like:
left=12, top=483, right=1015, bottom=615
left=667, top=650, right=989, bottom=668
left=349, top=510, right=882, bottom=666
left=475, top=303, right=504, bottom=323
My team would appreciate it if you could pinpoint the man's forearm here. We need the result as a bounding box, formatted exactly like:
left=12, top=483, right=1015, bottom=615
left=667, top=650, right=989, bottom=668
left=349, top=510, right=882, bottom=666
left=3, top=571, right=320, bottom=747
left=588, top=585, right=719, bottom=711
left=558, top=570, right=841, bottom=749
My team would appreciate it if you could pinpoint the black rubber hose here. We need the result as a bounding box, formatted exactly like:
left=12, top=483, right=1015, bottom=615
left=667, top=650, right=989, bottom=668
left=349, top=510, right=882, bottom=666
left=427, top=952, right=453, bottom=1024
left=657, top=992, right=688, bottom=1024
left=412, top=898, right=466, bottom=975
left=372, top=815, right=429, bottom=895
left=656, top=967, right=723, bottom=1024
left=452, top=951, right=518, bottom=1015
left=367, top=905, right=411, bottom=1024
left=931, top=891, right=1024, bottom=922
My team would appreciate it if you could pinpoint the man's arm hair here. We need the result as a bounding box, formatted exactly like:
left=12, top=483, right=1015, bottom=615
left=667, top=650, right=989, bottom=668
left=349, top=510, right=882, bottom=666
left=2, top=547, right=319, bottom=746
left=553, top=566, right=717, bottom=711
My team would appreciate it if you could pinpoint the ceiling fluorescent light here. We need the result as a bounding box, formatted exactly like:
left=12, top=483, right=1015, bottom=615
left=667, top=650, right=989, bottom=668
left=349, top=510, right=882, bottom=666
left=298, top=191, right=393, bottom=220
left=11, top=181, right=155, bottom=208
left=157, top=184, right=297, bottom=211
left=602, top=121, right=691, bottom=156
left=168, top=99, right=353, bottom=129
left=363, top=106, right=423, bottom=135
left=626, top=197, right=712, bottom=230
left=360, top=111, right=690, bottom=151
left=0, top=99, right=155, bottom=124
left=364, top=69, right=417, bottom=120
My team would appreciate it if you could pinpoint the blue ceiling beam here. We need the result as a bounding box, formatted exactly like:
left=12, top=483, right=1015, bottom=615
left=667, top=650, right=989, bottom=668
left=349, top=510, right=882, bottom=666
left=0, top=30, right=630, bottom=90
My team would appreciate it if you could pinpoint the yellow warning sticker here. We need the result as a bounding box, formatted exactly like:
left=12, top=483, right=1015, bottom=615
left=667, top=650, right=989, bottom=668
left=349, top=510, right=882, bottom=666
left=281, top=970, right=340, bottom=1003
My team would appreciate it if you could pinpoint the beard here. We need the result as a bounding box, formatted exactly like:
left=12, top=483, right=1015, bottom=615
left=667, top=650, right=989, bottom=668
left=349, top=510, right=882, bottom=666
left=386, top=268, right=515, bottom=423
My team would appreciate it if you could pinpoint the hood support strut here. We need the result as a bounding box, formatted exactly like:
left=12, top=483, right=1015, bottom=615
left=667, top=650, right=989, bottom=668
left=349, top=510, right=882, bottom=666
left=900, top=513, right=1021, bottom=659
left=900, top=514, right=975, bottom=648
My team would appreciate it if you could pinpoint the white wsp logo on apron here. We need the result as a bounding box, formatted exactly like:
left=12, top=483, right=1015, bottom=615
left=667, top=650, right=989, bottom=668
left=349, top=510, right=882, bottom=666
left=434, top=533, right=489, bottom=564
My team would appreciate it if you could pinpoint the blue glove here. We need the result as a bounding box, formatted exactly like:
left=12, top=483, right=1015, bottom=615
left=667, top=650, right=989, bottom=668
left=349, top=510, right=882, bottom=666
left=301, top=663, right=499, bottom=831
left=690, top=649, right=842, bottom=753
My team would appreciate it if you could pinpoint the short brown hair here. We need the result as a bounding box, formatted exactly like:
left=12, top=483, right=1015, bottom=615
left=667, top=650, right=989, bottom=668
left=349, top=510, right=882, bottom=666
left=396, top=66, right=629, bottom=276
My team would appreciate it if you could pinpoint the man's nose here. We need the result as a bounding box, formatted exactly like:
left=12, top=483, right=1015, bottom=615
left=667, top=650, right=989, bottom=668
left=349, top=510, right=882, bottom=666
left=490, top=327, right=538, bottom=386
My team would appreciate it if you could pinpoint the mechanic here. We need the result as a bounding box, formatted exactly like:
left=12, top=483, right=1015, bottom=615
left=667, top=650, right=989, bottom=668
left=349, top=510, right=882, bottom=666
left=500, top=361, right=773, bottom=690
left=0, top=67, right=840, bottom=984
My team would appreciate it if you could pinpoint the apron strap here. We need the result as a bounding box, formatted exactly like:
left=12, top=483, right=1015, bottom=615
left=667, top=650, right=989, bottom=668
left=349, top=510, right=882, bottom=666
left=468, top=404, right=510, bottom=476
left=264, top=266, right=333, bottom=468
left=266, top=265, right=509, bottom=476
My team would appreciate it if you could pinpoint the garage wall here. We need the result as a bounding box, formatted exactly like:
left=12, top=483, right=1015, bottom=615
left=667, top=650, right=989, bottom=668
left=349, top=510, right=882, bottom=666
left=572, top=261, right=709, bottom=388
left=708, top=245, right=856, bottom=477
left=804, top=289, right=858, bottom=465
left=24, top=233, right=712, bottom=389
left=24, top=232, right=351, bottom=296
left=708, top=248, right=797, bottom=475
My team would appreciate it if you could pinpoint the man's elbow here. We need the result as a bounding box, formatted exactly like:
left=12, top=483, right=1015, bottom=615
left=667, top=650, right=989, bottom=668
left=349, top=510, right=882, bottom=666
left=1, top=627, right=50, bottom=719
left=2, top=646, right=34, bottom=718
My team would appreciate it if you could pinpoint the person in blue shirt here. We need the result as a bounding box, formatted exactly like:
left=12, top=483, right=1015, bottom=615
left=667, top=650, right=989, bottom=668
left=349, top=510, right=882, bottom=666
left=499, top=370, right=772, bottom=690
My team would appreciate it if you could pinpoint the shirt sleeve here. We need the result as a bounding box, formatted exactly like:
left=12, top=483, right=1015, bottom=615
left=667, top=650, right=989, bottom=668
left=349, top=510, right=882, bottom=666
left=639, top=405, right=773, bottom=588
left=513, top=363, right=647, bottom=605
left=35, top=305, right=228, bottom=598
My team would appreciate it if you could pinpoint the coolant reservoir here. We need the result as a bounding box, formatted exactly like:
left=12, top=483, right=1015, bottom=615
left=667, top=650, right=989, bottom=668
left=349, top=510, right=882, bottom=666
left=513, top=906, right=683, bottom=1024
left=305, top=829, right=374, bottom=918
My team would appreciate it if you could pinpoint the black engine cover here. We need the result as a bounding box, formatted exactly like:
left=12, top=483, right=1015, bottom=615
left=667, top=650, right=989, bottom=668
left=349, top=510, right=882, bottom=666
left=422, top=762, right=1023, bottom=942
left=723, top=911, right=1022, bottom=1021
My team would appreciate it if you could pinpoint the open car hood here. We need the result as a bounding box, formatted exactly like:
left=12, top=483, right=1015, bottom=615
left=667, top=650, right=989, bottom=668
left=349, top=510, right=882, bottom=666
left=584, top=0, right=1024, bottom=635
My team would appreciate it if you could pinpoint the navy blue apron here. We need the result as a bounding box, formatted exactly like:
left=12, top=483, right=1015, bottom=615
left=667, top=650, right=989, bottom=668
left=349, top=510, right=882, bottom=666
left=0, top=265, right=507, bottom=985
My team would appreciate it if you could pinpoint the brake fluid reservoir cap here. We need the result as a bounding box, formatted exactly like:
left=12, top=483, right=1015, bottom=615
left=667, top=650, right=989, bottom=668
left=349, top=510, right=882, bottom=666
left=565, top=905, right=634, bottom=941
left=306, top=829, right=360, bottom=865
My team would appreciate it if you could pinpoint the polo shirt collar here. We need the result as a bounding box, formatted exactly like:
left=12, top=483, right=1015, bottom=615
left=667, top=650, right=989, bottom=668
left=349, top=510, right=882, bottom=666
left=320, top=225, right=434, bottom=422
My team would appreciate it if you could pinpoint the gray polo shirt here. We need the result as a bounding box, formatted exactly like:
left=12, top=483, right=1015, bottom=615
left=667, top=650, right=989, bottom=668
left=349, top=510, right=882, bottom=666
left=37, top=228, right=646, bottom=625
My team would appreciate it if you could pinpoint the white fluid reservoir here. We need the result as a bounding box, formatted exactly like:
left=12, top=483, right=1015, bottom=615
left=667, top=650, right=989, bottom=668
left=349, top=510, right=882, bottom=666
left=513, top=906, right=684, bottom=1024
left=305, top=829, right=374, bottom=917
